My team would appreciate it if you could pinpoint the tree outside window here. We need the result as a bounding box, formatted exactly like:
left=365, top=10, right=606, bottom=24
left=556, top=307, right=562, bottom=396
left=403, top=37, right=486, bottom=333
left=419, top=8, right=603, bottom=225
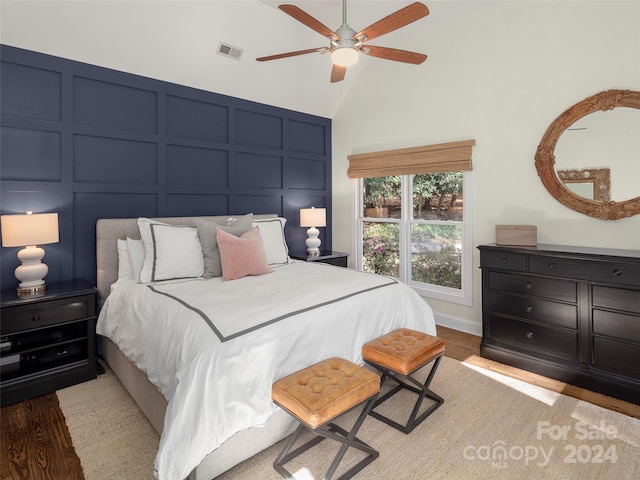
left=361, top=172, right=466, bottom=297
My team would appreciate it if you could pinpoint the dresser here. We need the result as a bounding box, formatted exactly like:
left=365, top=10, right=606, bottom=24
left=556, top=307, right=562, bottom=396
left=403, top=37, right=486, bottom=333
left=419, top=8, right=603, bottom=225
left=478, top=244, right=640, bottom=404
left=0, top=280, right=98, bottom=406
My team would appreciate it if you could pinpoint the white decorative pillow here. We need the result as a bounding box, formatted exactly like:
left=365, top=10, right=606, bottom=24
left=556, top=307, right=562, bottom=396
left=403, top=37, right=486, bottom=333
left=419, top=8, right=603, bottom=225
left=126, top=237, right=145, bottom=282
left=137, top=218, right=204, bottom=282
left=148, top=224, right=204, bottom=281
left=138, top=218, right=170, bottom=283
left=252, top=217, right=289, bottom=265
left=117, top=239, right=133, bottom=281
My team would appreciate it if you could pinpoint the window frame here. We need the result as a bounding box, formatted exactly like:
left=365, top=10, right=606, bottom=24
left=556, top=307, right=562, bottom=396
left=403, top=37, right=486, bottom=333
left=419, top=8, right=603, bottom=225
left=354, top=171, right=473, bottom=306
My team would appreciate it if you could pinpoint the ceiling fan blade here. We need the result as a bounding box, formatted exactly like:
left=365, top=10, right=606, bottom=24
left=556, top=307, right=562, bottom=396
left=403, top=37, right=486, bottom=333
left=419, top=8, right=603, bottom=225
left=279, top=5, right=340, bottom=41
left=364, top=45, right=427, bottom=64
left=331, top=64, right=347, bottom=83
left=256, top=47, right=327, bottom=62
left=356, top=2, right=429, bottom=42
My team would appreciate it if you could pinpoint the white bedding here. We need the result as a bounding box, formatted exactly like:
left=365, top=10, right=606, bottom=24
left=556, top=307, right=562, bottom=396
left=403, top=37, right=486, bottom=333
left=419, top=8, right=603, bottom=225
left=97, top=261, right=436, bottom=480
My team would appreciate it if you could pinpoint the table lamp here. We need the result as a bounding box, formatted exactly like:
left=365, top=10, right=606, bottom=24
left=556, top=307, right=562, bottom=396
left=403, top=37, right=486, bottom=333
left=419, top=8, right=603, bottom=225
left=1, top=211, right=59, bottom=297
left=299, top=207, right=326, bottom=256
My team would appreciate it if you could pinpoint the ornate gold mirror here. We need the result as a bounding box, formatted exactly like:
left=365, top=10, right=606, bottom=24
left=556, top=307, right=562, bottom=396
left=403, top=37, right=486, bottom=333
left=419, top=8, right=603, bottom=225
left=535, top=89, right=640, bottom=220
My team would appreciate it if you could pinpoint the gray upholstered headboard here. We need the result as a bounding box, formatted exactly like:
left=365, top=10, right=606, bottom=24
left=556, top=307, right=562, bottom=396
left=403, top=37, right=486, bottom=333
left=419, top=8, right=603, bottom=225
left=95, top=214, right=277, bottom=308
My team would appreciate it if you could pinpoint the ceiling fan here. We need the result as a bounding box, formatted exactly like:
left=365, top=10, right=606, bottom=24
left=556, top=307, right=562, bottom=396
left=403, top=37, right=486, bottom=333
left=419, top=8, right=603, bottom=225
left=257, top=1, right=429, bottom=83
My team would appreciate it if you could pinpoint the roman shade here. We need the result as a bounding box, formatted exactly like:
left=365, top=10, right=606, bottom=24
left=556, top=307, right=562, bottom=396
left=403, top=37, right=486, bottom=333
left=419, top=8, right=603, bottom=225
left=347, top=139, right=475, bottom=179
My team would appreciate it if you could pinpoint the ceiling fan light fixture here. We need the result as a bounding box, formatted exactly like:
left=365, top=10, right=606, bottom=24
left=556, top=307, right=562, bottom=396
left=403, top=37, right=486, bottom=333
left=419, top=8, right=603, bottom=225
left=258, top=2, right=430, bottom=82
left=331, top=46, right=359, bottom=67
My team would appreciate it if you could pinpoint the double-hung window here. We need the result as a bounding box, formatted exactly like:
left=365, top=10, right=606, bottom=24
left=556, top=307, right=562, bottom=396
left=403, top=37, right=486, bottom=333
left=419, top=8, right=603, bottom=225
left=348, top=140, right=475, bottom=306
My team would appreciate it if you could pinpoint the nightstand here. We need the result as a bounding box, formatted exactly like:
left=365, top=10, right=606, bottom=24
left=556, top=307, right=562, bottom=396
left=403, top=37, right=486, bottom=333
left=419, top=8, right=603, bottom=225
left=0, top=280, right=98, bottom=406
left=290, top=251, right=349, bottom=268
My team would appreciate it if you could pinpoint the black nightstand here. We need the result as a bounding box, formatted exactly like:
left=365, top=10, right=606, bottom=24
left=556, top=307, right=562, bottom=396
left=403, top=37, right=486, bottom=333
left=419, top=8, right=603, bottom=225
left=0, top=280, right=98, bottom=406
left=290, top=251, right=349, bottom=268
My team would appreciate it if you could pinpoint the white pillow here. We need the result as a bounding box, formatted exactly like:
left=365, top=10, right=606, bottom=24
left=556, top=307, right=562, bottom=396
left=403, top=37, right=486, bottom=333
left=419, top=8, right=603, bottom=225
left=138, top=218, right=170, bottom=283
left=148, top=224, right=204, bottom=281
left=137, top=218, right=204, bottom=282
left=116, top=239, right=132, bottom=281
left=252, top=217, right=289, bottom=265
left=126, top=237, right=145, bottom=282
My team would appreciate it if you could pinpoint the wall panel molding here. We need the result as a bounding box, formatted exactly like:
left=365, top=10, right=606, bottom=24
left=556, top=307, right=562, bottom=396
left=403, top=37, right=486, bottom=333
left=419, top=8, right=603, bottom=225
left=0, top=45, right=331, bottom=288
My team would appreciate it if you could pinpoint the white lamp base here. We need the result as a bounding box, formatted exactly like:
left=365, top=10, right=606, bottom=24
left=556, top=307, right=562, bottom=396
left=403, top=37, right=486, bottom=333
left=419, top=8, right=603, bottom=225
left=15, top=245, right=49, bottom=297
left=305, top=227, right=321, bottom=256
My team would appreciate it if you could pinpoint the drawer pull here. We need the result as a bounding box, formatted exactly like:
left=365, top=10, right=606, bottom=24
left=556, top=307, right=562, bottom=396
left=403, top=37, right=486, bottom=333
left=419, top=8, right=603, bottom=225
left=612, top=269, right=622, bottom=277
left=525, top=282, right=533, bottom=289
left=32, top=315, right=41, bottom=322
left=501, top=257, right=508, bottom=264
left=526, top=306, right=534, bottom=313
left=526, top=331, right=534, bottom=339
left=548, top=263, right=557, bottom=269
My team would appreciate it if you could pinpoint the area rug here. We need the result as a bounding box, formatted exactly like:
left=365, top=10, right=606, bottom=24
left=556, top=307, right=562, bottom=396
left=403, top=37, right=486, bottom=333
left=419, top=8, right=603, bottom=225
left=56, top=366, right=159, bottom=480
left=57, top=357, right=640, bottom=480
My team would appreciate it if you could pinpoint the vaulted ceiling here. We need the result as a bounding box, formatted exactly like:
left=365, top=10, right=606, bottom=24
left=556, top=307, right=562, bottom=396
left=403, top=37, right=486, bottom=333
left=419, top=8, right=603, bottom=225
left=0, top=1, right=496, bottom=118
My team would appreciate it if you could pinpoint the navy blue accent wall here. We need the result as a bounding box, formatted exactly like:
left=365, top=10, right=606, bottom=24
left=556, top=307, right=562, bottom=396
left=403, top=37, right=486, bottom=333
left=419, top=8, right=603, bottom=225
left=0, top=45, right=331, bottom=289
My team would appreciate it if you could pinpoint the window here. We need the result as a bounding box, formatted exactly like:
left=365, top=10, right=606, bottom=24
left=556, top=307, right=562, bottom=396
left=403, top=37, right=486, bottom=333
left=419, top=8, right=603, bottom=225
left=348, top=141, right=474, bottom=306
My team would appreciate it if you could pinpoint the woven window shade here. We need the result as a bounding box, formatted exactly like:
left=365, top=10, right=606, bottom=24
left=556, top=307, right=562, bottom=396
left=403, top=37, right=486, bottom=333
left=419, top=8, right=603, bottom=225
left=347, top=139, right=475, bottom=179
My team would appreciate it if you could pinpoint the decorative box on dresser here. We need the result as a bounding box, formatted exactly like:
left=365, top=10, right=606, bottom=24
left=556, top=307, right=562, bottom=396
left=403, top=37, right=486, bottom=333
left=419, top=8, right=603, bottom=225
left=0, top=280, right=98, bottom=407
left=478, top=244, right=640, bottom=405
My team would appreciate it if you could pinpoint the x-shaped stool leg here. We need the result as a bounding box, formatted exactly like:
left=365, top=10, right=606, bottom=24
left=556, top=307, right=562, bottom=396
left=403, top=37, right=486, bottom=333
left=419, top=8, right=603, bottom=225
left=274, top=393, right=379, bottom=480
left=367, top=354, right=444, bottom=434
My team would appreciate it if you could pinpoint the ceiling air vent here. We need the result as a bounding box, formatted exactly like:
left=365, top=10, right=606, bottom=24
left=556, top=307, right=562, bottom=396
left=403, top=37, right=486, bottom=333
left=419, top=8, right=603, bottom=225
left=217, top=42, right=243, bottom=61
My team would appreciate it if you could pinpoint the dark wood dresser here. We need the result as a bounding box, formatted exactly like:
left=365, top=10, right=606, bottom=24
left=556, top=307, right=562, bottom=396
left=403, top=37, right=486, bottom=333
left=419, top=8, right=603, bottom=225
left=478, top=243, right=640, bottom=404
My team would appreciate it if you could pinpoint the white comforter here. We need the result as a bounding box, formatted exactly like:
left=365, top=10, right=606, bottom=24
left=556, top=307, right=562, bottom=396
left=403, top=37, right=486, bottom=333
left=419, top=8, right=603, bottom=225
left=97, top=261, right=436, bottom=480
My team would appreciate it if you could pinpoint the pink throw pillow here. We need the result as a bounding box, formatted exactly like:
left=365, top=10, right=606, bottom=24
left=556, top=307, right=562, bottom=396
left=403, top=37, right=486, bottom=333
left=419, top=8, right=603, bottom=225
left=217, top=226, right=273, bottom=281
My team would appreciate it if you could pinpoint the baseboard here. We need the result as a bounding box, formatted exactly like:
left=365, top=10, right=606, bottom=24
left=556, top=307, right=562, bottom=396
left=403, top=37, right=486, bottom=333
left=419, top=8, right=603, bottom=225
left=434, top=312, right=482, bottom=336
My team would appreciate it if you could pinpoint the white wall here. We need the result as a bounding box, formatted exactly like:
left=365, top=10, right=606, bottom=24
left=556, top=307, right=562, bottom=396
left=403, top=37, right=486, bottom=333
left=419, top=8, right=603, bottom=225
left=332, top=0, right=640, bottom=334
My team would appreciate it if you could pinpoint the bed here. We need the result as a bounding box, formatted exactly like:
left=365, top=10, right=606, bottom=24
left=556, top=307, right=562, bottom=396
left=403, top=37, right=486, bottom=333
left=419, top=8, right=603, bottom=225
left=95, top=214, right=436, bottom=480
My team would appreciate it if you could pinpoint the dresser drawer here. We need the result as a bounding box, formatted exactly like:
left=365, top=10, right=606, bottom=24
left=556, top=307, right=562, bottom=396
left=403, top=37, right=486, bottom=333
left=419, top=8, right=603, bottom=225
left=593, top=310, right=640, bottom=343
left=529, top=256, right=640, bottom=286
left=490, top=315, right=578, bottom=360
left=592, top=285, right=640, bottom=314
left=481, top=250, right=526, bottom=272
left=488, top=271, right=577, bottom=302
left=592, top=337, right=640, bottom=377
left=1, top=297, right=89, bottom=334
left=489, top=291, right=578, bottom=329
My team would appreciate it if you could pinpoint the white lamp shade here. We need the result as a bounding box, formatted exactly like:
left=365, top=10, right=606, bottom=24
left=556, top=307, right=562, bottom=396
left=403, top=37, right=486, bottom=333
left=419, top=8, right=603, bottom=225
left=300, top=208, right=326, bottom=228
left=1, top=213, right=59, bottom=247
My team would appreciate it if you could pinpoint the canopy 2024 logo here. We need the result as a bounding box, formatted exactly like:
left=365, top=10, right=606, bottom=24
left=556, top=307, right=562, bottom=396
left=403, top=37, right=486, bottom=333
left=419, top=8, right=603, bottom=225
left=463, top=420, right=618, bottom=469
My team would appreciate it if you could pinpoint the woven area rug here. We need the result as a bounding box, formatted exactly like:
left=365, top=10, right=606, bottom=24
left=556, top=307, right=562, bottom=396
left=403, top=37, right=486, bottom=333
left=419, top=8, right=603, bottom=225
left=57, top=357, right=640, bottom=480
left=56, top=365, right=159, bottom=480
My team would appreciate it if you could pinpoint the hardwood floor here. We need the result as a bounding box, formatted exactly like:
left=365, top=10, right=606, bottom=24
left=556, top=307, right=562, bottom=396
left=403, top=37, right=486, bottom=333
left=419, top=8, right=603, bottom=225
left=1, top=393, right=83, bottom=480
left=435, top=325, right=482, bottom=361
left=436, top=325, right=640, bottom=419
left=1, top=326, right=637, bottom=480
